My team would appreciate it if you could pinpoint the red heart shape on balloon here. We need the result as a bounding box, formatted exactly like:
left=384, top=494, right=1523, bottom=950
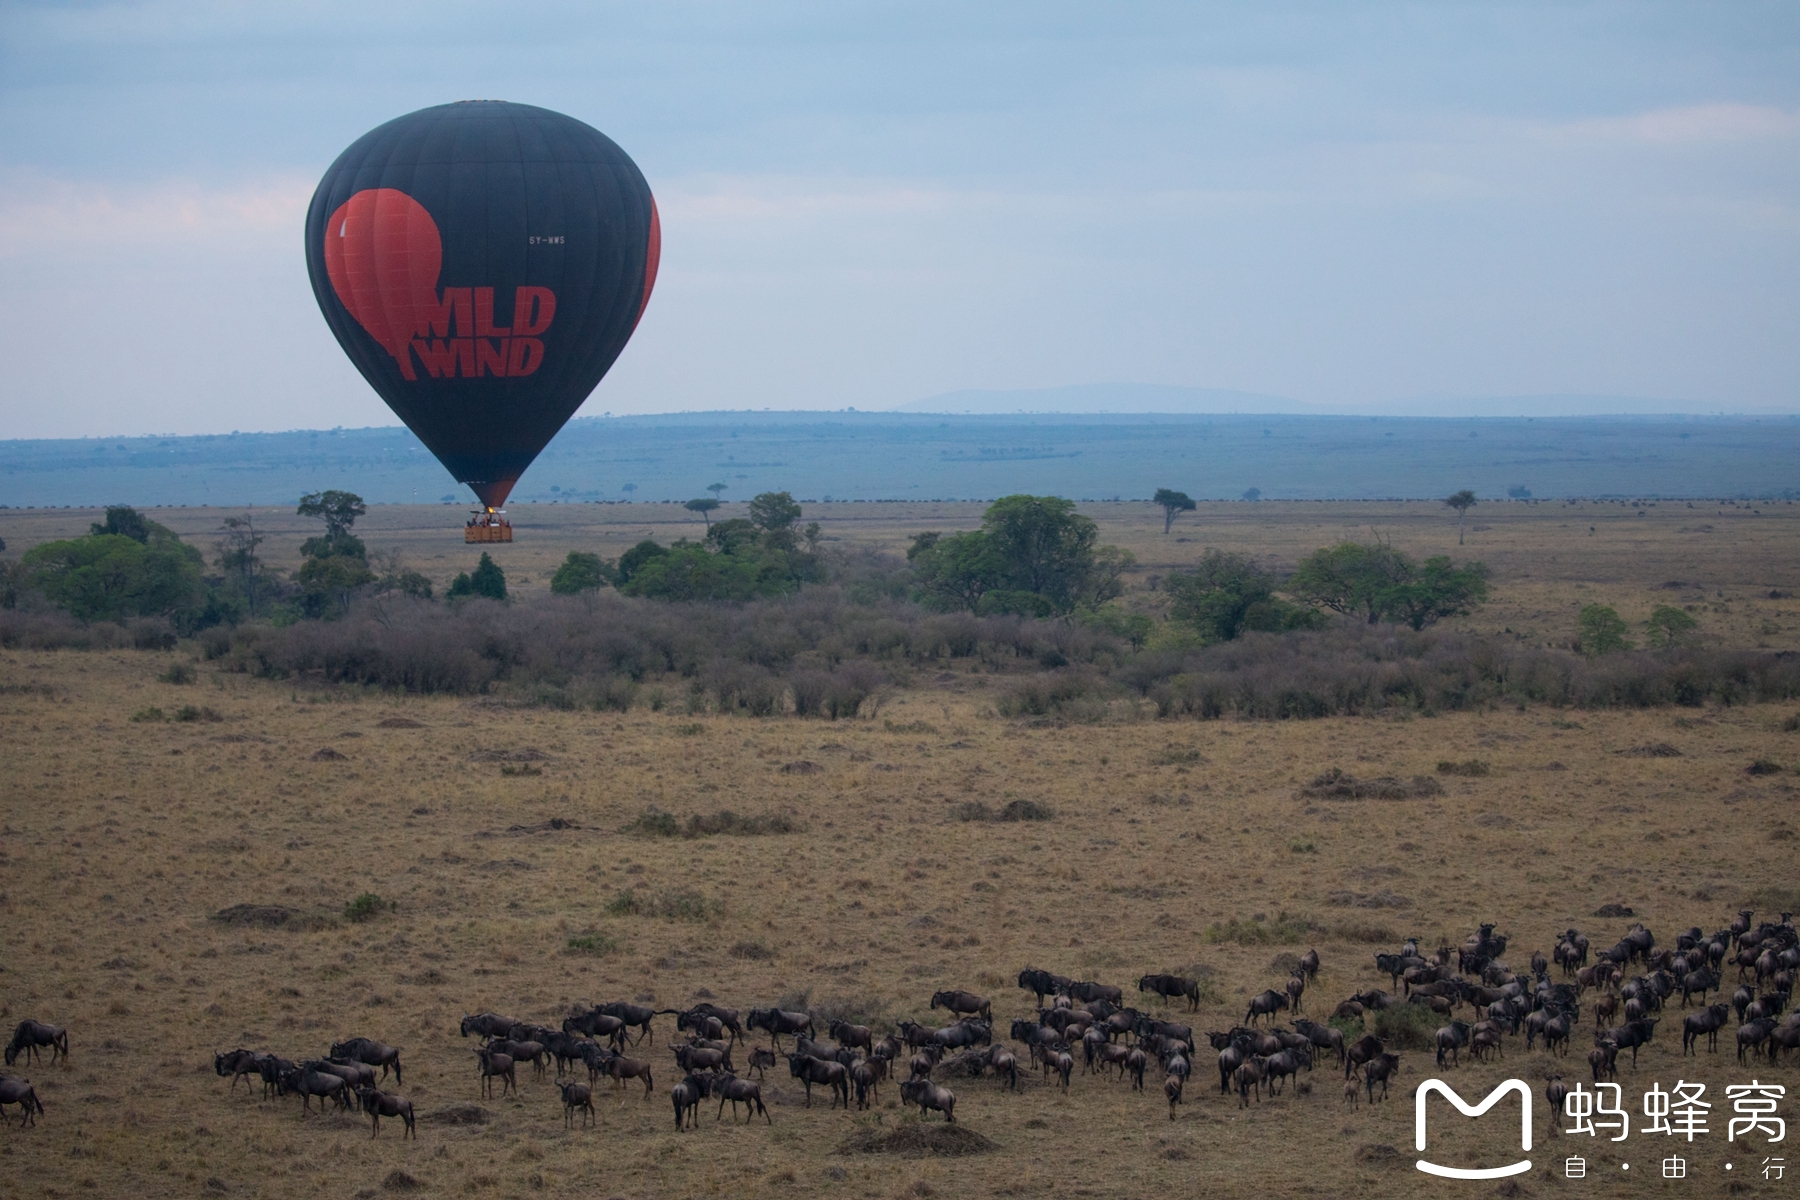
left=322, top=188, right=443, bottom=380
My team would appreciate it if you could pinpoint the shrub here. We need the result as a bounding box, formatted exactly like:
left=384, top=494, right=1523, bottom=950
left=159, top=661, right=196, bottom=685
left=1577, top=604, right=1632, bottom=656
left=1204, top=911, right=1315, bottom=946
left=1436, top=759, right=1490, bottom=776
left=1371, top=1002, right=1441, bottom=1050
left=624, top=808, right=681, bottom=837
left=344, top=893, right=389, bottom=922
left=173, top=705, right=220, bottom=723
left=729, top=940, right=776, bottom=961
left=565, top=933, right=619, bottom=957
left=130, top=706, right=165, bottom=723
left=1748, top=759, right=1785, bottom=776
left=607, top=887, right=720, bottom=922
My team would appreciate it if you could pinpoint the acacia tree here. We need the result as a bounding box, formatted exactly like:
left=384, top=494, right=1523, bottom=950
left=297, top=490, right=367, bottom=559
left=1444, top=489, right=1477, bottom=545
left=685, top=497, right=720, bottom=528
left=215, top=513, right=265, bottom=616
left=1153, top=488, right=1197, bottom=535
left=909, top=494, right=1131, bottom=615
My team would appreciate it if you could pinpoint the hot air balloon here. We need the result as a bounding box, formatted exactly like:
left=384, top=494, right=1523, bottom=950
left=305, top=101, right=659, bottom=541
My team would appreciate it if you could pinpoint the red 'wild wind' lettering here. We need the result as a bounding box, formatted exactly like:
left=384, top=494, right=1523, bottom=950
left=406, top=286, right=555, bottom=378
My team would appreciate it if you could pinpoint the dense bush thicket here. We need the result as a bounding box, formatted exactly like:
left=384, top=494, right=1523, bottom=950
left=9, top=584, right=1793, bottom=721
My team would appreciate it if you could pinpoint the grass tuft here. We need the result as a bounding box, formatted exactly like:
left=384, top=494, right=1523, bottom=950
left=344, top=893, right=390, bottom=923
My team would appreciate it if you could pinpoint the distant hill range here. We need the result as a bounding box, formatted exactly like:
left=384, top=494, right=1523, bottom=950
left=2, top=409, right=1796, bottom=508
left=894, top=383, right=1766, bottom=418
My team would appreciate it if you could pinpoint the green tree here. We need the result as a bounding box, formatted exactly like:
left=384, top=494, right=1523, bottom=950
left=295, top=553, right=376, bottom=618
left=1380, top=556, right=1490, bottom=630
left=1291, top=542, right=1488, bottom=629
left=1153, top=488, right=1197, bottom=535
left=1165, top=550, right=1321, bottom=643
left=91, top=505, right=151, bottom=542
left=910, top=530, right=1006, bottom=613
left=616, top=539, right=669, bottom=585
left=448, top=553, right=507, bottom=601
left=619, top=543, right=769, bottom=601
left=1577, top=604, right=1632, bottom=656
left=297, top=490, right=367, bottom=559
left=214, top=513, right=265, bottom=617
left=1289, top=542, right=1412, bottom=624
left=684, top=497, right=721, bottom=528
left=706, top=482, right=727, bottom=499
left=1444, top=489, right=1477, bottom=545
left=21, top=522, right=207, bottom=626
left=748, top=491, right=802, bottom=533
left=1646, top=604, right=1698, bottom=648
left=550, top=551, right=609, bottom=594
left=909, top=495, right=1130, bottom=616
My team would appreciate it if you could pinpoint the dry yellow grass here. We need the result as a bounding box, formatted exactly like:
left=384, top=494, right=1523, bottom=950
left=2, top=504, right=1799, bottom=1198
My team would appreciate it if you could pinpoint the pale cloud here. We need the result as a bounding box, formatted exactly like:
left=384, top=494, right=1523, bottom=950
left=0, top=172, right=313, bottom=256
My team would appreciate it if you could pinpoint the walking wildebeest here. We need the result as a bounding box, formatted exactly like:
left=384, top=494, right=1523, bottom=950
left=474, top=1048, right=516, bottom=1099
left=1364, top=1052, right=1402, bottom=1103
left=747, top=1008, right=813, bottom=1050
left=1245, top=989, right=1289, bottom=1026
left=460, top=1013, right=518, bottom=1039
left=214, top=1048, right=263, bottom=1093
left=1138, top=974, right=1201, bottom=1011
left=786, top=1052, right=850, bottom=1109
left=716, top=1073, right=772, bottom=1124
left=671, top=1072, right=713, bottom=1130
left=5, top=1021, right=67, bottom=1068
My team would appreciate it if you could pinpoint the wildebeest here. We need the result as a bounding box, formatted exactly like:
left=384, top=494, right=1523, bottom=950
left=599, top=1002, right=673, bottom=1047
left=932, top=1019, right=992, bottom=1051
left=671, top=1072, right=713, bottom=1130
left=787, top=1052, right=850, bottom=1108
left=330, top=1038, right=403, bottom=1086
left=1264, top=1047, right=1312, bottom=1095
left=828, top=1019, right=873, bottom=1054
left=1138, top=974, right=1201, bottom=1011
left=987, top=1045, right=1020, bottom=1092
left=214, top=1048, right=263, bottom=1093
left=1066, top=980, right=1123, bottom=1005
left=1363, top=1052, right=1402, bottom=1103
left=5, top=1021, right=67, bottom=1068
left=281, top=1065, right=352, bottom=1114
left=715, top=1072, right=772, bottom=1123
left=1683, top=1004, right=1730, bottom=1055
left=355, top=1086, right=416, bottom=1138
left=899, top=1078, right=956, bottom=1122
left=1738, top=1018, right=1776, bottom=1064
left=486, top=1038, right=548, bottom=1079
left=474, top=1048, right=517, bottom=1100
left=1608, top=1018, right=1659, bottom=1067
left=602, top=1054, right=656, bottom=1099
left=679, top=1003, right=744, bottom=1044
left=1165, top=1072, right=1185, bottom=1118
left=555, top=1079, right=595, bottom=1128
left=931, top=990, right=993, bottom=1020
left=459, top=1012, right=518, bottom=1039
left=1245, top=989, right=1289, bottom=1026
left=1017, top=966, right=1070, bottom=1005
left=1546, top=1075, right=1569, bottom=1132
left=1344, top=1034, right=1385, bottom=1080
left=256, top=1055, right=296, bottom=1100
left=1299, top=949, right=1321, bottom=981
left=671, top=1043, right=730, bottom=1075
left=747, top=1047, right=777, bottom=1079
left=747, top=1008, right=813, bottom=1050
left=564, top=1007, right=629, bottom=1050
left=0, top=1077, right=46, bottom=1127
left=1292, top=1019, right=1345, bottom=1065
left=1435, top=1021, right=1472, bottom=1068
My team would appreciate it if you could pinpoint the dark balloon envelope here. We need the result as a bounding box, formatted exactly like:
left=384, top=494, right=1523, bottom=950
left=305, top=101, right=659, bottom=511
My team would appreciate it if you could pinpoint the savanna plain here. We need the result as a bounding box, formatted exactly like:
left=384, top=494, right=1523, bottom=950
left=3, top=499, right=1800, bottom=1199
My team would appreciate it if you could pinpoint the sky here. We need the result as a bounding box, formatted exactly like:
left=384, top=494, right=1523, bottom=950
left=0, top=0, right=1796, bottom=438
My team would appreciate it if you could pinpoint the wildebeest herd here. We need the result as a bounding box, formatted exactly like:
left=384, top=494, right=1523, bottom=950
left=6, top=909, right=1799, bottom=1141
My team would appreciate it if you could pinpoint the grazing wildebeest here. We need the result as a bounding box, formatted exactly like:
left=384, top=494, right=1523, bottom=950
left=0, top=1077, right=46, bottom=1127
left=474, top=1049, right=517, bottom=1099
left=747, top=1008, right=813, bottom=1051
left=556, top=1079, right=595, bottom=1128
left=1683, top=1004, right=1730, bottom=1055
left=900, top=1078, right=957, bottom=1122
left=459, top=1013, right=518, bottom=1039
left=747, top=1047, right=777, bottom=1079
left=671, top=1072, right=713, bottom=1130
left=1363, top=1052, right=1402, bottom=1103
left=214, top=1049, right=263, bottom=1093
left=1066, top=980, right=1123, bottom=1005
left=787, top=1052, right=850, bottom=1109
left=600, top=1002, right=673, bottom=1047
left=330, top=1038, right=403, bottom=1086
left=564, top=1007, right=629, bottom=1050
left=1138, top=974, right=1201, bottom=1011
left=5, top=1021, right=67, bottom=1068
left=1017, top=967, right=1070, bottom=1005
left=355, top=1086, right=415, bottom=1138
left=281, top=1065, right=351, bottom=1114
left=1245, top=989, right=1289, bottom=1026
left=603, top=1054, right=656, bottom=1099
left=717, top=1073, right=772, bottom=1123
left=1292, top=1019, right=1344, bottom=1066
left=679, top=1004, right=744, bottom=1044
left=931, top=990, right=993, bottom=1020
